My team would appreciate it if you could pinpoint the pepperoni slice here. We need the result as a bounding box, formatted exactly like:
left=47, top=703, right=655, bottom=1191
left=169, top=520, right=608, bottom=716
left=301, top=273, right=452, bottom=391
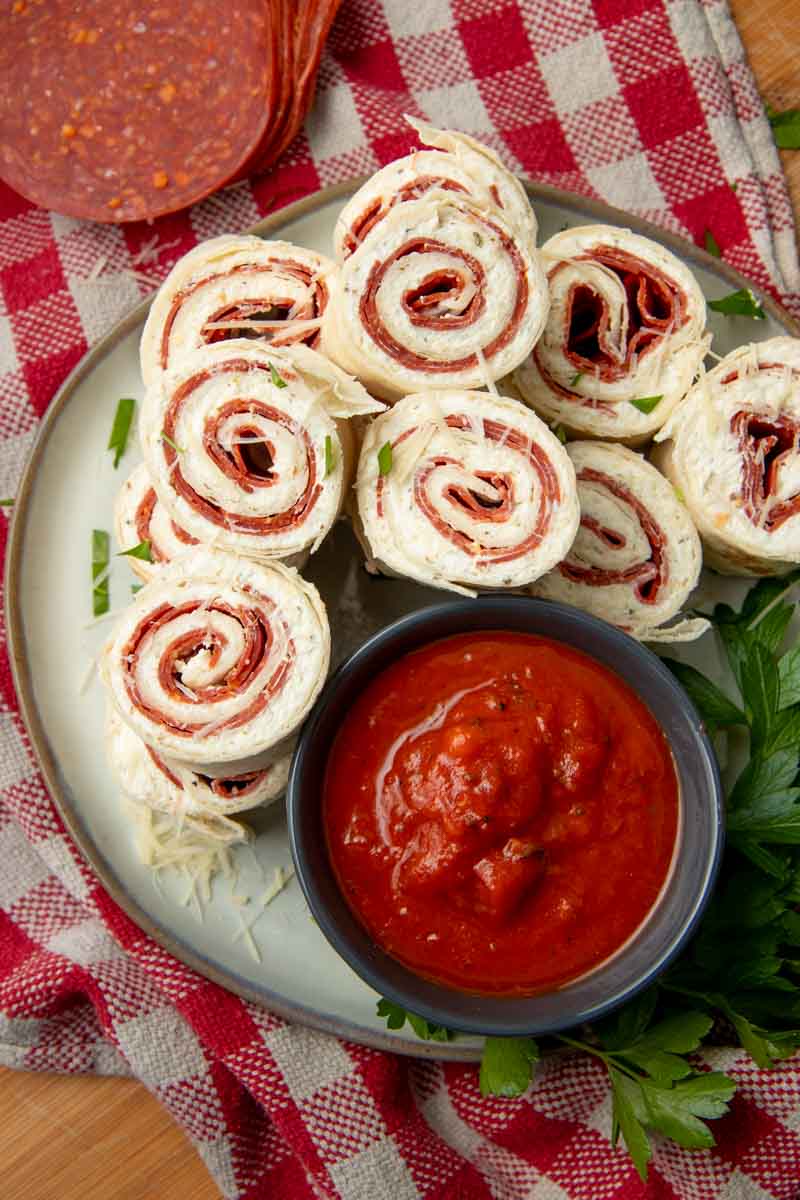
left=0, top=0, right=342, bottom=221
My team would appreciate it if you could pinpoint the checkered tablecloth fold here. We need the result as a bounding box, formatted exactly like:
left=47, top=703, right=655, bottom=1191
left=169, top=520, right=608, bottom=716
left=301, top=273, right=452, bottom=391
left=1, top=2, right=799, bottom=1197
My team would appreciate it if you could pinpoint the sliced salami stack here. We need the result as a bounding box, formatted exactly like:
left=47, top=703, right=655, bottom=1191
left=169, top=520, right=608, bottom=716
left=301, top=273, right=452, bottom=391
left=0, top=0, right=342, bottom=222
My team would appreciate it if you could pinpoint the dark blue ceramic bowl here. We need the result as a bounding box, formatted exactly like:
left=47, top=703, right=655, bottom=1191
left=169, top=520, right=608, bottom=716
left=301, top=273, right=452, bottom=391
left=287, top=596, right=723, bottom=1037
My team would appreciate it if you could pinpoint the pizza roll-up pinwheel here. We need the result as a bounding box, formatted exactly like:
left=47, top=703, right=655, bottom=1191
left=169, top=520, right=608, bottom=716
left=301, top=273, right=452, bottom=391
left=652, top=338, right=800, bottom=576
left=140, top=235, right=336, bottom=388
left=140, top=341, right=383, bottom=563
left=322, top=193, right=549, bottom=403
left=106, top=706, right=290, bottom=820
left=532, top=442, right=706, bottom=642
left=114, top=463, right=198, bottom=582
left=512, top=226, right=708, bottom=445
left=334, top=117, right=537, bottom=260
left=355, top=389, right=579, bottom=594
left=101, top=548, right=330, bottom=775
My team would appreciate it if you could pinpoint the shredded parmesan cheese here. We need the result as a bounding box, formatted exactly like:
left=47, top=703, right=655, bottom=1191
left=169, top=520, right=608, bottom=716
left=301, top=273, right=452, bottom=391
left=132, top=235, right=182, bottom=267
left=203, top=318, right=322, bottom=335
left=126, top=800, right=246, bottom=916
left=259, top=864, right=295, bottom=907
left=79, top=657, right=98, bottom=696
left=87, top=255, right=107, bottom=281
left=474, top=345, right=499, bottom=396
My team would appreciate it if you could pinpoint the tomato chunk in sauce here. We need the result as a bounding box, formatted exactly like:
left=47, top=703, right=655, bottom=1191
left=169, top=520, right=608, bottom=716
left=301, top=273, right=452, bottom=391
left=324, top=632, right=679, bottom=995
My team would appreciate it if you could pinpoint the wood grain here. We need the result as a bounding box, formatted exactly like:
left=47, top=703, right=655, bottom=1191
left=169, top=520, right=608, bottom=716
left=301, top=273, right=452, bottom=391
left=0, top=1066, right=218, bottom=1200
left=730, top=0, right=800, bottom=215
left=1, top=11, right=798, bottom=1200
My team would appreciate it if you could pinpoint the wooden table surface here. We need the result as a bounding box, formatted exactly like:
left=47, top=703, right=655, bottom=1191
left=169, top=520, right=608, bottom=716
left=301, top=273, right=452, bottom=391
left=2, top=7, right=799, bottom=1199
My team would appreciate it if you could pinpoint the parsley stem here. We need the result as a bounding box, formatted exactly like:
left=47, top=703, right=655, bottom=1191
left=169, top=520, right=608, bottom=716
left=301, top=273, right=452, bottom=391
left=747, top=582, right=798, bottom=632
left=556, top=1035, right=643, bottom=1082
left=660, top=982, right=710, bottom=1002
left=556, top=1034, right=614, bottom=1065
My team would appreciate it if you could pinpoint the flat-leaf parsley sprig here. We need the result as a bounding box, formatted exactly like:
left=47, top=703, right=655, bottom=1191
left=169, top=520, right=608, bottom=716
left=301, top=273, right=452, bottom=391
left=378, top=574, right=800, bottom=1178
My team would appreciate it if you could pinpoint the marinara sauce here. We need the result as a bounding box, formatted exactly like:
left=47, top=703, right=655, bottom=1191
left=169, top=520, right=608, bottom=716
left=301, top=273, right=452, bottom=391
left=324, top=632, right=679, bottom=995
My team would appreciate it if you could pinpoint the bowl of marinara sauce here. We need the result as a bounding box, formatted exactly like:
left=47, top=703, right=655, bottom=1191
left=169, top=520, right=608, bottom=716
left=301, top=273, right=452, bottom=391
left=287, top=597, right=723, bottom=1037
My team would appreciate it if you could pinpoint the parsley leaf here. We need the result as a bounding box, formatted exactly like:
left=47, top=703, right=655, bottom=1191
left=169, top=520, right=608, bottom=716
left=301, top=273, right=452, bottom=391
left=378, top=441, right=393, bottom=476
left=768, top=106, right=800, bottom=149
left=600, top=987, right=658, bottom=1050
left=92, top=529, right=110, bottom=617
left=641, top=1073, right=735, bottom=1148
left=610, top=1070, right=651, bottom=1180
left=704, top=229, right=721, bottom=258
left=740, top=642, right=780, bottom=751
left=479, top=1037, right=539, bottom=1097
left=117, top=540, right=152, bottom=562
left=662, top=658, right=745, bottom=730
left=107, top=397, right=135, bottom=468
left=628, top=395, right=663, bottom=414
left=778, top=643, right=800, bottom=710
left=0, top=498, right=14, bottom=506
left=270, top=362, right=288, bottom=389
left=708, top=288, right=766, bottom=319
left=375, top=999, right=455, bottom=1042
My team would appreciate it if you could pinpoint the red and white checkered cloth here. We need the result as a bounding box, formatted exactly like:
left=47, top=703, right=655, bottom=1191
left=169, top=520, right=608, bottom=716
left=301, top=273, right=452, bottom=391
left=1, top=2, right=800, bottom=1196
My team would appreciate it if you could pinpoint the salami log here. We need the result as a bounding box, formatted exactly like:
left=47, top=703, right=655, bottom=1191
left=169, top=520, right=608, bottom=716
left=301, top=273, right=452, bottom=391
left=355, top=389, right=579, bottom=594
left=140, top=340, right=383, bottom=562
left=114, top=463, right=198, bottom=582
left=652, top=338, right=800, bottom=576
left=334, top=117, right=537, bottom=261
left=106, top=705, right=290, bottom=818
left=512, top=226, right=708, bottom=445
left=140, top=236, right=336, bottom=388
left=322, top=194, right=549, bottom=402
left=101, top=548, right=330, bottom=775
left=532, top=442, right=706, bottom=641
left=0, top=1, right=278, bottom=223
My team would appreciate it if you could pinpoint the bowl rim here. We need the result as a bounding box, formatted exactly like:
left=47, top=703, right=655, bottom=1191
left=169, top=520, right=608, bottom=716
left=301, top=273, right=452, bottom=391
left=287, top=594, right=725, bottom=1037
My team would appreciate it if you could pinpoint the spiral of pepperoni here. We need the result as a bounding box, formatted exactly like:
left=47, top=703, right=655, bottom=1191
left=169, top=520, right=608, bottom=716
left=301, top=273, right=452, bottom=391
left=105, top=706, right=290, bottom=818
left=333, top=118, right=538, bottom=262
left=322, top=196, right=548, bottom=402
left=533, top=442, right=703, bottom=640
left=103, top=549, right=330, bottom=771
left=651, top=340, right=800, bottom=577
left=558, top=468, right=667, bottom=605
left=140, top=236, right=335, bottom=388
left=356, top=390, right=578, bottom=593
left=140, top=342, right=359, bottom=563
left=121, top=597, right=291, bottom=741
left=513, top=226, right=708, bottom=444
left=728, top=368, right=800, bottom=532
left=114, top=464, right=197, bottom=580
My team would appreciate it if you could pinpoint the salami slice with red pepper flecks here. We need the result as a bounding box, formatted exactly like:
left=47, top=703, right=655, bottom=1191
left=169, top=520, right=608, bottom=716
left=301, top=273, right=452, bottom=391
left=1, top=0, right=282, bottom=222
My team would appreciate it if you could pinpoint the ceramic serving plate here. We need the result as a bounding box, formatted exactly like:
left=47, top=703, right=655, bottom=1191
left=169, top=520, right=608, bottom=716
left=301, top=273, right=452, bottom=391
left=6, top=181, right=798, bottom=1060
